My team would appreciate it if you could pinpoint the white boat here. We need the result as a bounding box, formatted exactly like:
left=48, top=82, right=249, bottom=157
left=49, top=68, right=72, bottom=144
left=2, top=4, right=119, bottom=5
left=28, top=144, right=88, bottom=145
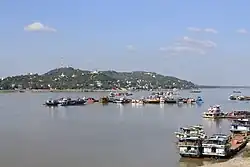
left=203, top=105, right=225, bottom=119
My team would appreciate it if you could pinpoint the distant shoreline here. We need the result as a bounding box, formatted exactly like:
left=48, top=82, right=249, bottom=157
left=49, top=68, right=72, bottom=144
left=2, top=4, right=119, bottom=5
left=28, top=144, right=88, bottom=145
left=0, top=89, right=118, bottom=93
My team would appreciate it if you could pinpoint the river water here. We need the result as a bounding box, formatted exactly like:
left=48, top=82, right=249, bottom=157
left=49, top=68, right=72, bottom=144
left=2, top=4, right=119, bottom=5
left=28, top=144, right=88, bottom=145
left=0, top=88, right=249, bottom=167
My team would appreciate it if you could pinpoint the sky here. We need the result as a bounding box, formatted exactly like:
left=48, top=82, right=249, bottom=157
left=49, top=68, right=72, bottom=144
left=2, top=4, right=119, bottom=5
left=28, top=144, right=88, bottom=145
left=1, top=0, right=250, bottom=85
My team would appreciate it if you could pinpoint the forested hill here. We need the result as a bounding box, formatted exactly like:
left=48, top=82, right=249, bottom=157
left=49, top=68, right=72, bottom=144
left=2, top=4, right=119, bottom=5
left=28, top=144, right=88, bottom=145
left=0, top=67, right=197, bottom=90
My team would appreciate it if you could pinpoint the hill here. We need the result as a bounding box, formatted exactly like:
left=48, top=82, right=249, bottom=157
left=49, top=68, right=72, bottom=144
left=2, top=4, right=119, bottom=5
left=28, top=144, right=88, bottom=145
left=0, top=67, right=197, bottom=90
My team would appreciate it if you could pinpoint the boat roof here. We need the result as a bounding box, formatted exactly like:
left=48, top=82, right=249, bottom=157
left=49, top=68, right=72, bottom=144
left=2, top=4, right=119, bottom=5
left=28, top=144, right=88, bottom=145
left=206, top=134, right=230, bottom=141
left=179, top=136, right=202, bottom=141
left=232, top=118, right=250, bottom=123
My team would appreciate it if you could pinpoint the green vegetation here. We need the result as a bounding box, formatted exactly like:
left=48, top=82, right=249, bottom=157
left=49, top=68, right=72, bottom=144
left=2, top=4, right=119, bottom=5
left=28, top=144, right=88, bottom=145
left=243, top=148, right=250, bottom=158
left=0, top=67, right=197, bottom=90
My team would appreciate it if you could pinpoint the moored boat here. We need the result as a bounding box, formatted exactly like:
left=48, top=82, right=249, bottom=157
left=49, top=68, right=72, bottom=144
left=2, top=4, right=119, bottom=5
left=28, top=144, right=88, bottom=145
left=178, top=136, right=203, bottom=157
left=99, top=96, right=109, bottom=104
left=203, top=105, right=225, bottom=119
left=175, top=125, right=207, bottom=140
left=225, top=110, right=250, bottom=119
left=230, top=118, right=250, bottom=135
left=45, top=99, right=59, bottom=106
left=190, top=89, right=201, bottom=93
left=202, top=134, right=232, bottom=158
left=228, top=95, right=237, bottom=100
left=60, top=98, right=86, bottom=106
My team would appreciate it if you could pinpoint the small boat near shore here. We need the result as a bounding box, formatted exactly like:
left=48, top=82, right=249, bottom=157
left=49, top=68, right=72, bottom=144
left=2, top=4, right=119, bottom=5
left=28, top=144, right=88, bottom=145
left=177, top=132, right=247, bottom=159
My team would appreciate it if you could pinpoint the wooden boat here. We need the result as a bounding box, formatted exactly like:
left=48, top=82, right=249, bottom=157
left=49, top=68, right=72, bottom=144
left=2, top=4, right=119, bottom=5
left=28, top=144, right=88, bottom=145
left=146, top=98, right=160, bottom=104
left=99, top=96, right=109, bottom=104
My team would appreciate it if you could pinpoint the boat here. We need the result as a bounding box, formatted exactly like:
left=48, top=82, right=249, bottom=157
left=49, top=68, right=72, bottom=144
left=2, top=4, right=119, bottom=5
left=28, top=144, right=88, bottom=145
left=178, top=136, right=203, bottom=157
left=99, top=96, right=109, bottom=104
left=114, top=97, right=127, bottom=104
left=233, top=90, right=241, bottom=93
left=202, top=134, right=232, bottom=158
left=202, top=105, right=225, bottom=119
left=190, top=89, right=201, bottom=93
left=229, top=95, right=237, bottom=100
left=175, top=125, right=207, bottom=140
left=160, top=97, right=165, bottom=103
left=60, top=98, right=86, bottom=106
left=225, top=110, right=250, bottom=119
left=87, top=97, right=98, bottom=104
left=165, top=97, right=177, bottom=104
left=237, top=95, right=250, bottom=101
left=196, top=96, right=203, bottom=103
left=146, top=98, right=160, bottom=104
left=230, top=118, right=250, bottom=134
left=45, top=99, right=59, bottom=106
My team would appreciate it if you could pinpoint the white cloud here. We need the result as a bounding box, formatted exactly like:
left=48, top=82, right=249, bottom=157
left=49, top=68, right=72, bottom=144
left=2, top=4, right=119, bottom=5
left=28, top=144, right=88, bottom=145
left=126, top=45, right=135, bottom=51
left=187, top=27, right=218, bottom=34
left=182, top=36, right=217, bottom=48
left=204, top=28, right=218, bottom=34
left=187, top=27, right=201, bottom=32
left=237, top=28, right=248, bottom=34
left=24, top=22, right=56, bottom=32
left=160, top=36, right=217, bottom=55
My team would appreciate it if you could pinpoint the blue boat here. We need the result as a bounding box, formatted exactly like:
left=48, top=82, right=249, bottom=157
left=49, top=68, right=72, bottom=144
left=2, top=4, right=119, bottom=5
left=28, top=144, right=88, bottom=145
left=196, top=96, right=203, bottom=103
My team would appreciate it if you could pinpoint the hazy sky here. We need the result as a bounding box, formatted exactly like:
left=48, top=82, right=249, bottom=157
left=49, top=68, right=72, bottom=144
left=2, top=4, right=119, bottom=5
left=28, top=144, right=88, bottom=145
left=1, top=0, right=250, bottom=85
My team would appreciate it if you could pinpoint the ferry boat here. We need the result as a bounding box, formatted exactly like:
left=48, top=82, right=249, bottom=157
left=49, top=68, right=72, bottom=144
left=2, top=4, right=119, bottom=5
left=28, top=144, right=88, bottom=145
left=203, top=105, right=225, bottom=119
left=202, top=134, right=232, bottom=157
left=175, top=125, right=206, bottom=140
left=230, top=118, right=250, bottom=134
left=178, top=136, right=203, bottom=157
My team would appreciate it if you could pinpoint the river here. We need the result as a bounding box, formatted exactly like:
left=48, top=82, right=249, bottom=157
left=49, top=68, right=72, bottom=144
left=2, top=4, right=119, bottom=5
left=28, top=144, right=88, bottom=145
left=0, top=88, right=249, bottom=167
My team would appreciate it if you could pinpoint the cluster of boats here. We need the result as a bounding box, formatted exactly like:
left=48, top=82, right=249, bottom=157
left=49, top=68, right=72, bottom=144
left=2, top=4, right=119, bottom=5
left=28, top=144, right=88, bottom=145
left=229, top=94, right=250, bottom=101
left=175, top=119, right=249, bottom=158
left=44, top=97, right=98, bottom=106
left=202, top=105, right=250, bottom=119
